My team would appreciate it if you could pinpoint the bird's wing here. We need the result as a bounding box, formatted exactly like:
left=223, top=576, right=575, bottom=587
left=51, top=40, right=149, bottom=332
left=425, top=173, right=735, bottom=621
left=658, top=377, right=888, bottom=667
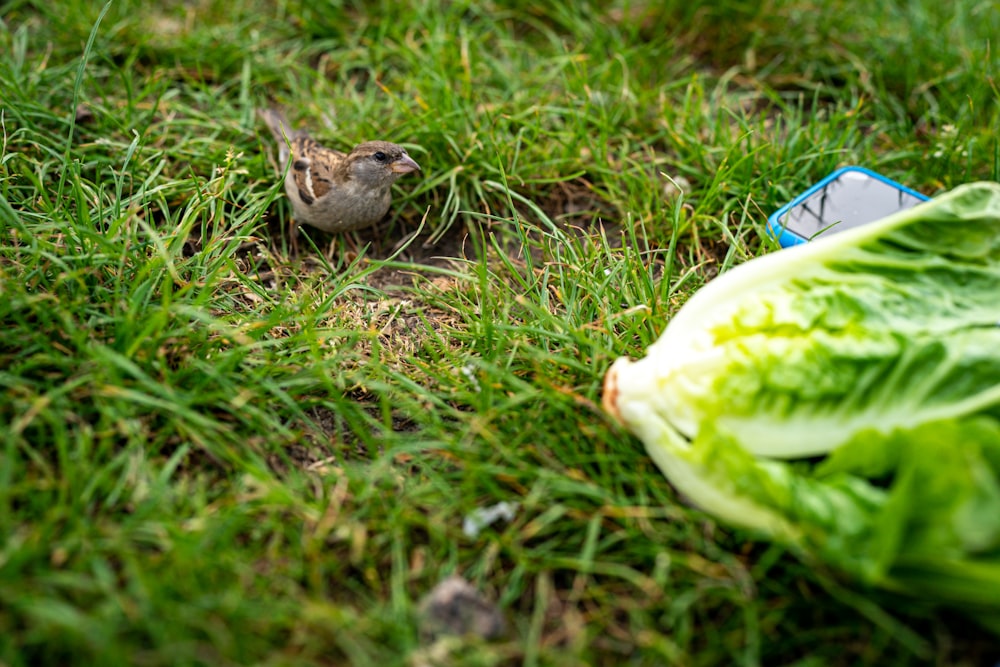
left=290, top=138, right=347, bottom=203
left=288, top=137, right=348, bottom=205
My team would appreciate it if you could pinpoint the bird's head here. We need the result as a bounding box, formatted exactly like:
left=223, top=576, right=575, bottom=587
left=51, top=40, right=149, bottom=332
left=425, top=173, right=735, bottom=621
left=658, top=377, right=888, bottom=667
left=347, top=141, right=421, bottom=189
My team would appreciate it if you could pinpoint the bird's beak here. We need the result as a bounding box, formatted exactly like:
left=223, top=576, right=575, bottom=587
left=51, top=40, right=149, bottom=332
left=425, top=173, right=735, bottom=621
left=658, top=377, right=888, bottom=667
left=392, top=154, right=421, bottom=174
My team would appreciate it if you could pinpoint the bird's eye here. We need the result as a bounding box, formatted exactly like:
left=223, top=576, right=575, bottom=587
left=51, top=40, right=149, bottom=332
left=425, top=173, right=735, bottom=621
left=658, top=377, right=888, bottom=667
left=373, top=151, right=388, bottom=162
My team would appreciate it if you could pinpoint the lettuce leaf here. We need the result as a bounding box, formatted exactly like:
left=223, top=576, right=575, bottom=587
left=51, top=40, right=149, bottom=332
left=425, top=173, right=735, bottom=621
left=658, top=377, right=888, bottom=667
left=603, top=182, right=1000, bottom=629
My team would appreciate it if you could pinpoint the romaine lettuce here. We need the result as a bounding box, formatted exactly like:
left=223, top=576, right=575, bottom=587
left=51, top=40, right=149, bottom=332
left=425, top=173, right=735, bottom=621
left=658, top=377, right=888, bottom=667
left=603, top=182, right=1000, bottom=630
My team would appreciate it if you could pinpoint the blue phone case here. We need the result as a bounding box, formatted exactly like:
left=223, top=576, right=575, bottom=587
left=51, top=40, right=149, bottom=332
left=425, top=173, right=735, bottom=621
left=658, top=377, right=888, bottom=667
left=768, top=166, right=929, bottom=247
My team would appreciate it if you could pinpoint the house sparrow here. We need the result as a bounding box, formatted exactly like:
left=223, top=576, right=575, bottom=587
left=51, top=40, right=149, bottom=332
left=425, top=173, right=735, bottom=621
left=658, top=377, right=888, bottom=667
left=259, top=108, right=421, bottom=253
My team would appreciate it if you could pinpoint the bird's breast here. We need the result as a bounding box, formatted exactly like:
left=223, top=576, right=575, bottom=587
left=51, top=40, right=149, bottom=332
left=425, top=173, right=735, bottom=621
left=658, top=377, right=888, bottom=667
left=288, top=178, right=393, bottom=233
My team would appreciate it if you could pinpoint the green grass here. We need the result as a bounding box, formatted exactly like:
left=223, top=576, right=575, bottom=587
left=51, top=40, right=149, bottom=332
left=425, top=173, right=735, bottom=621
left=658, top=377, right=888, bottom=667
left=1, top=0, right=999, bottom=665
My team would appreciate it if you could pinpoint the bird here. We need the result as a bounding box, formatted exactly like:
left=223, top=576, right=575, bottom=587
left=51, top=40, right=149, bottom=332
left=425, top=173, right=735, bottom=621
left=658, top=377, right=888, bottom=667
left=259, top=108, right=421, bottom=254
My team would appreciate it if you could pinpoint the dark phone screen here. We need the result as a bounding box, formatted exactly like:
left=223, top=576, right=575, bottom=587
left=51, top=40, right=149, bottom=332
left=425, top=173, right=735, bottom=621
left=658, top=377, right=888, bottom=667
left=779, top=170, right=926, bottom=240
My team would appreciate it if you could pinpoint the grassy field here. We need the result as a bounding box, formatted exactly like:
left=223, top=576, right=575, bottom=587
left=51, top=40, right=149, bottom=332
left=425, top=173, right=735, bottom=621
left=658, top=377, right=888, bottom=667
left=2, top=0, right=999, bottom=665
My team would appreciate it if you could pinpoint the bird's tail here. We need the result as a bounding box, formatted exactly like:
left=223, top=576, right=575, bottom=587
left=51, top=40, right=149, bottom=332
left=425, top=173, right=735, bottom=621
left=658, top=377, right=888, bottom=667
left=258, top=108, right=298, bottom=163
left=261, top=107, right=294, bottom=136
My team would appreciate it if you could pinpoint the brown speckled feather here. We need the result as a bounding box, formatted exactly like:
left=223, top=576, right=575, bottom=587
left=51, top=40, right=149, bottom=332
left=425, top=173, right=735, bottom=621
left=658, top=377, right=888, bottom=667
left=288, top=136, right=347, bottom=204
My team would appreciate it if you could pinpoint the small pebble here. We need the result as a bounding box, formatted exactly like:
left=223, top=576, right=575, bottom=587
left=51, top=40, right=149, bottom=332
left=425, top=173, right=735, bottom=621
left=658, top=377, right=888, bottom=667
left=662, top=174, right=692, bottom=199
left=417, top=575, right=506, bottom=642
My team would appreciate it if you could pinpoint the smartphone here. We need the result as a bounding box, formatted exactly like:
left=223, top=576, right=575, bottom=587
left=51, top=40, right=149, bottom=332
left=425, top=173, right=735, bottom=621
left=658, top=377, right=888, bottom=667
left=768, top=166, right=929, bottom=247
